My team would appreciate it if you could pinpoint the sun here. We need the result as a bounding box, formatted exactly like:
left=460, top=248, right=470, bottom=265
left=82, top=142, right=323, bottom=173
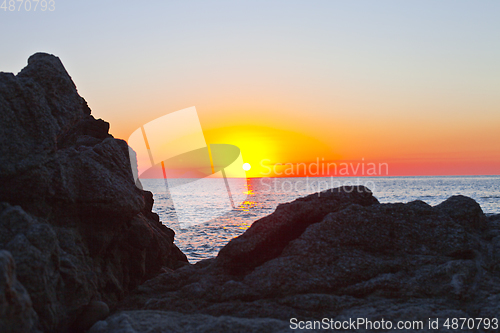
left=242, top=163, right=251, bottom=171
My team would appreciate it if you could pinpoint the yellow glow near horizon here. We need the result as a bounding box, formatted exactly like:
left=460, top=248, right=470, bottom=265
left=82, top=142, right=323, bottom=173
left=203, top=124, right=337, bottom=178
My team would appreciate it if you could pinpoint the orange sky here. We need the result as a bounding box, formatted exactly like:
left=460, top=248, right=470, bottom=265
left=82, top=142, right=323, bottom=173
left=109, top=72, right=499, bottom=178
left=5, top=2, right=498, bottom=177
left=120, top=103, right=500, bottom=178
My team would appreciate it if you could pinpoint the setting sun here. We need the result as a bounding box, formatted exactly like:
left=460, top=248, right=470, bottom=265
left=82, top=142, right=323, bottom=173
left=203, top=125, right=337, bottom=178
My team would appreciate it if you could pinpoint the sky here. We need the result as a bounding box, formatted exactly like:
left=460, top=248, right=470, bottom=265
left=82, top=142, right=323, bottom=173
left=1, top=0, right=499, bottom=177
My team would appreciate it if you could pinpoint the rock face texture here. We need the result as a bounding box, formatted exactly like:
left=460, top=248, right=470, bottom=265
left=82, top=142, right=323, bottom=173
left=102, top=187, right=500, bottom=333
left=0, top=53, right=187, bottom=332
left=0, top=250, right=38, bottom=332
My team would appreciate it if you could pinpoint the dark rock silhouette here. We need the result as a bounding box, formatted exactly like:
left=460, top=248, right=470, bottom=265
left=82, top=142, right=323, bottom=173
left=102, top=187, right=500, bottom=333
left=217, top=186, right=379, bottom=275
left=0, top=250, right=38, bottom=332
left=0, top=53, right=187, bottom=332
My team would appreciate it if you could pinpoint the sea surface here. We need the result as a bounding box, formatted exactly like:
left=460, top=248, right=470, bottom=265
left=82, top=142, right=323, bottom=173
left=140, top=176, right=500, bottom=263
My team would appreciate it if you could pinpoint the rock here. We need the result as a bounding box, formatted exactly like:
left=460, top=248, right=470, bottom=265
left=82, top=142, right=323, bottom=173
left=435, top=195, right=487, bottom=231
left=241, top=199, right=480, bottom=298
left=217, top=186, right=379, bottom=275
left=109, top=189, right=500, bottom=333
left=71, top=300, right=110, bottom=332
left=88, top=310, right=294, bottom=333
left=0, top=53, right=88, bottom=179
left=0, top=53, right=187, bottom=332
left=58, top=114, right=112, bottom=149
left=0, top=250, right=38, bottom=333
left=0, top=203, right=68, bottom=331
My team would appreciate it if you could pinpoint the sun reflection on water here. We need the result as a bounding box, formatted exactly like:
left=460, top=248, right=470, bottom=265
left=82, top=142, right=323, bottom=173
left=234, top=183, right=257, bottom=230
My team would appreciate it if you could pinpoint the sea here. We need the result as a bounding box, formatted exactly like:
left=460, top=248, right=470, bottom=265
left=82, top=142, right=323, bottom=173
left=140, top=176, right=500, bottom=263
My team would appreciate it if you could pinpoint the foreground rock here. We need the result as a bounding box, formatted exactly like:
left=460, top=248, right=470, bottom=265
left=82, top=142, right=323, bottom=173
left=0, top=250, right=38, bottom=332
left=90, top=310, right=292, bottom=333
left=104, top=186, right=500, bottom=333
left=0, top=53, right=187, bottom=332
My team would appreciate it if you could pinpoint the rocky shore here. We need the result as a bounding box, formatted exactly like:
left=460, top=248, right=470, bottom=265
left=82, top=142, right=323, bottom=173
left=0, top=53, right=187, bottom=332
left=1, top=54, right=499, bottom=332
left=93, top=189, right=500, bottom=333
